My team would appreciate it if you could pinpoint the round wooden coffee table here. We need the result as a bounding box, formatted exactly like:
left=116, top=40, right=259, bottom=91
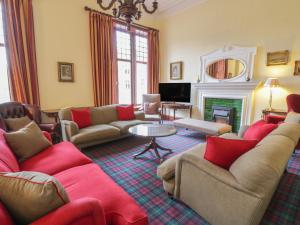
left=129, top=124, right=177, bottom=163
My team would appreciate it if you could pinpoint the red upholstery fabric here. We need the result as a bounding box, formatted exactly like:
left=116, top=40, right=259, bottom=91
left=30, top=198, right=106, bottom=225
left=0, top=202, right=13, bottom=225
left=20, top=142, right=92, bottom=175
left=266, top=115, right=286, bottom=124
left=204, top=136, right=258, bottom=170
left=71, top=109, right=91, bottom=129
left=54, top=164, right=148, bottom=225
left=42, top=131, right=52, bottom=143
left=0, top=130, right=19, bottom=172
left=243, top=120, right=278, bottom=141
left=116, top=105, right=135, bottom=121
left=287, top=94, right=300, bottom=113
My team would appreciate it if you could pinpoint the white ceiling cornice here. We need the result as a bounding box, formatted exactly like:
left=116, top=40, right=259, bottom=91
left=157, top=0, right=208, bottom=17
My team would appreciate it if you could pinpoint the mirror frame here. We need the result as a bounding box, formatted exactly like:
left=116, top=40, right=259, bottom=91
left=206, top=58, right=246, bottom=80
left=200, top=45, right=257, bottom=83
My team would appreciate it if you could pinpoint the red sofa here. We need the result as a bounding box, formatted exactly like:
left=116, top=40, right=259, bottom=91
left=0, top=129, right=148, bottom=225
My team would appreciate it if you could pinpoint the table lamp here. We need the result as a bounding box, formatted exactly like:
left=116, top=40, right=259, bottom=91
left=264, top=78, right=280, bottom=110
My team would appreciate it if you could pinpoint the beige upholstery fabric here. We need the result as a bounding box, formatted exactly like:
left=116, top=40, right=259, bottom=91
left=61, top=120, right=79, bottom=140
left=220, top=132, right=243, bottom=140
left=157, top=143, right=206, bottom=181
left=158, top=122, right=300, bottom=225
left=134, top=111, right=146, bottom=121
left=4, top=122, right=52, bottom=161
left=163, top=179, right=175, bottom=195
left=71, top=124, right=120, bottom=145
left=110, top=120, right=151, bottom=134
left=284, top=112, right=300, bottom=124
left=238, top=125, right=249, bottom=137
left=4, top=116, right=31, bottom=131
left=174, top=119, right=232, bottom=135
left=0, top=171, right=69, bottom=225
left=91, top=105, right=119, bottom=125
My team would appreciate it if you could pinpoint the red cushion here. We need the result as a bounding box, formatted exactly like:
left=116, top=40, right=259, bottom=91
left=54, top=163, right=148, bottom=225
left=116, top=105, right=135, bottom=121
left=204, top=136, right=258, bottom=170
left=71, top=109, right=91, bottom=129
left=243, top=120, right=278, bottom=141
left=20, top=142, right=92, bottom=175
left=0, top=130, right=20, bottom=172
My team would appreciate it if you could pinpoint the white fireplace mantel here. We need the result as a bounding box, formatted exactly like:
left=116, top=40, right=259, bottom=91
left=192, top=81, right=261, bottom=128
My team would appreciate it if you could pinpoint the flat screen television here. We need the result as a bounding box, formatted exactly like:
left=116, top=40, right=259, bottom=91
left=159, top=83, right=191, bottom=103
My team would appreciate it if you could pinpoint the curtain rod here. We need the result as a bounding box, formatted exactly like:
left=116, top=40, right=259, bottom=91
left=84, top=6, right=159, bottom=32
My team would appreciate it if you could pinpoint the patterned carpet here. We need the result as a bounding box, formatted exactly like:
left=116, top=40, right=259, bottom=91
left=85, top=128, right=300, bottom=225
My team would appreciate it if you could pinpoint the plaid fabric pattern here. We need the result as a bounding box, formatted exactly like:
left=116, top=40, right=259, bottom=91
left=85, top=129, right=300, bottom=225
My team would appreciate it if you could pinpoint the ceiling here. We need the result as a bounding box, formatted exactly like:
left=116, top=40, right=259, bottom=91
left=154, top=0, right=207, bottom=16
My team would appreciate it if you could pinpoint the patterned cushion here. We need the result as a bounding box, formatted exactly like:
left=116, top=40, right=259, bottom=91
left=0, top=171, right=69, bottom=224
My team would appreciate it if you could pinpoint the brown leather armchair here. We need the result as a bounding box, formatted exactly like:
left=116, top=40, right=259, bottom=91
left=0, top=102, right=61, bottom=142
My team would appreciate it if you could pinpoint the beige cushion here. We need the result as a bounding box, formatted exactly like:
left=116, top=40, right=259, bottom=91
left=110, top=120, right=151, bottom=134
left=268, top=122, right=300, bottom=145
left=4, top=122, right=52, bottom=161
left=174, top=119, right=232, bottom=135
left=4, top=116, right=31, bottom=131
left=220, top=133, right=243, bottom=140
left=0, top=171, right=69, bottom=224
left=91, top=105, right=119, bottom=125
left=71, top=124, right=120, bottom=145
left=284, top=112, right=300, bottom=124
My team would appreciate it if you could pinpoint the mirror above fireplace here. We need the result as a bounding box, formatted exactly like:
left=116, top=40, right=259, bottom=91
left=206, top=59, right=245, bottom=80
left=200, top=45, right=257, bottom=83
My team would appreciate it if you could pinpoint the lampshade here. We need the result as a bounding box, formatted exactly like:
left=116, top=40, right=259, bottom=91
left=264, top=78, right=280, bottom=88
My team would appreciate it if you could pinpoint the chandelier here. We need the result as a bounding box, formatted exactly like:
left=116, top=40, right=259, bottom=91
left=97, top=0, right=158, bottom=26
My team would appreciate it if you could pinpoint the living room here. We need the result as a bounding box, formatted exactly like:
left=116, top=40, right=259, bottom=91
left=0, top=0, right=299, bottom=225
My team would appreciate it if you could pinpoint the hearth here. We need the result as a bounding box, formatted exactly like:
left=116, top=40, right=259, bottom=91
left=212, top=106, right=235, bottom=127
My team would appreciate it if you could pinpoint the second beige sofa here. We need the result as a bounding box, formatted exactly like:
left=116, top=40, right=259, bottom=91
left=59, top=105, right=151, bottom=148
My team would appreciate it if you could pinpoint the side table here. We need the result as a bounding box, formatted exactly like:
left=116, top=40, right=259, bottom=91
left=161, top=102, right=193, bottom=122
left=262, top=108, right=287, bottom=120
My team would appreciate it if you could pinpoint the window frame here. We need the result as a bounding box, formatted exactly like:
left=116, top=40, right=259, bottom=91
left=115, top=23, right=149, bottom=105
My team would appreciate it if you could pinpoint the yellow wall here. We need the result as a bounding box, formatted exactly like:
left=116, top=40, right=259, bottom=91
left=32, top=0, right=157, bottom=110
left=158, top=0, right=300, bottom=121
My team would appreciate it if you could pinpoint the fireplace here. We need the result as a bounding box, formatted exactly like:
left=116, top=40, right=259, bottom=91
left=212, top=106, right=235, bottom=127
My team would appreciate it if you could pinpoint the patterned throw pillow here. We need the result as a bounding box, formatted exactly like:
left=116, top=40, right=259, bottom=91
left=144, top=103, right=159, bottom=115
left=4, top=121, right=52, bottom=161
left=4, top=116, right=31, bottom=131
left=0, top=171, right=69, bottom=225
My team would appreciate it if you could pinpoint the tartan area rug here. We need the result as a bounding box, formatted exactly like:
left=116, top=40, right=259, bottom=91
left=85, top=129, right=300, bottom=225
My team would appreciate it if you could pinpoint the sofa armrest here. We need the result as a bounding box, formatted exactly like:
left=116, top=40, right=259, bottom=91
left=238, top=125, right=249, bottom=138
left=61, top=120, right=79, bottom=141
left=30, top=198, right=106, bottom=225
left=134, top=111, right=145, bottom=121
left=175, top=153, right=256, bottom=198
left=157, top=153, right=183, bottom=180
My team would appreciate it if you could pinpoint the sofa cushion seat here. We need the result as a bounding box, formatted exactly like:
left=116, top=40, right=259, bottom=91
left=110, top=120, right=151, bottom=134
left=54, top=163, right=148, bottom=225
left=20, top=142, right=92, bottom=175
left=71, top=125, right=120, bottom=145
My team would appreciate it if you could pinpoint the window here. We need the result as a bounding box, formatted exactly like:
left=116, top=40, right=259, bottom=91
left=0, top=3, right=10, bottom=103
left=116, top=24, right=148, bottom=104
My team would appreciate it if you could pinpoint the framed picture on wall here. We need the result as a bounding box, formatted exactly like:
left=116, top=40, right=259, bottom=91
left=267, top=50, right=289, bottom=66
left=58, top=62, right=74, bottom=82
left=170, top=61, right=183, bottom=80
left=294, top=61, right=300, bottom=76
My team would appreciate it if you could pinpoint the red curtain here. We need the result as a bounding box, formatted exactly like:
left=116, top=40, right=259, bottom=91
left=2, top=0, right=40, bottom=105
left=89, top=12, right=117, bottom=106
left=148, top=30, right=160, bottom=94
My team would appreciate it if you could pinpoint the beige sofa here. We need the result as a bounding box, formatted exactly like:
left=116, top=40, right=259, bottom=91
left=59, top=105, right=151, bottom=148
left=157, top=123, right=300, bottom=225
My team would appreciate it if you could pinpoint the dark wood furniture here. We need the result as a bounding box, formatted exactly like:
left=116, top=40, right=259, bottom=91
left=161, top=102, right=193, bottom=122
left=262, top=108, right=287, bottom=120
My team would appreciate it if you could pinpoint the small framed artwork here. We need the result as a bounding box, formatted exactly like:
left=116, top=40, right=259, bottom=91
left=294, top=61, right=300, bottom=76
left=58, top=62, right=74, bottom=82
left=170, top=61, right=183, bottom=80
left=267, top=50, right=289, bottom=66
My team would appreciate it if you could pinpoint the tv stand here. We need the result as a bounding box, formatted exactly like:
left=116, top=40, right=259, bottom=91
left=161, top=102, right=193, bottom=122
